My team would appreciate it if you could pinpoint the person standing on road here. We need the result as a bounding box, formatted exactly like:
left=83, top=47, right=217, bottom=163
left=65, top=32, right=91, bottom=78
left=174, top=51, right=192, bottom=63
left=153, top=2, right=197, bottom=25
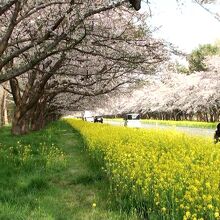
left=214, top=123, right=220, bottom=144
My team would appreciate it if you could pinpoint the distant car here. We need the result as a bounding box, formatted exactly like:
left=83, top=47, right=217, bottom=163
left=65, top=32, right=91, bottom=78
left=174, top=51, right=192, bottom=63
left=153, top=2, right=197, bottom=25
left=124, top=113, right=141, bottom=128
left=214, top=123, right=220, bottom=144
left=82, top=110, right=94, bottom=122
left=94, top=116, right=103, bottom=123
left=84, top=117, right=94, bottom=122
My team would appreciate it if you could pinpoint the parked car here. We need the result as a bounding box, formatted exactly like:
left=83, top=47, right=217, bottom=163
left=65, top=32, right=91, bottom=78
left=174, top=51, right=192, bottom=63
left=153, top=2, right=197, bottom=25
left=94, top=116, right=103, bottom=123
left=124, top=113, right=141, bottom=128
left=85, top=116, right=94, bottom=122
left=82, top=110, right=94, bottom=122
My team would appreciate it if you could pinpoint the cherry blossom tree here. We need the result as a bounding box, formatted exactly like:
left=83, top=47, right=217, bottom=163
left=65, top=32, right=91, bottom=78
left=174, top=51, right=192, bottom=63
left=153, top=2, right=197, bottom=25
left=0, top=0, right=143, bottom=84
left=2, top=1, right=167, bottom=135
left=101, top=55, right=220, bottom=122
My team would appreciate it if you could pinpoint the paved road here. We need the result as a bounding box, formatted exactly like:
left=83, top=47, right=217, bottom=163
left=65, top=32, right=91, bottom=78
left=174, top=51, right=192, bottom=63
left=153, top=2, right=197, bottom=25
left=105, top=121, right=215, bottom=138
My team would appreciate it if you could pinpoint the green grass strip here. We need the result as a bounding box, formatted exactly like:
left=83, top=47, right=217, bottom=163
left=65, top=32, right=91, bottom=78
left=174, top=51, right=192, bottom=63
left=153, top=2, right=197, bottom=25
left=0, top=121, right=137, bottom=220
left=141, top=119, right=217, bottom=129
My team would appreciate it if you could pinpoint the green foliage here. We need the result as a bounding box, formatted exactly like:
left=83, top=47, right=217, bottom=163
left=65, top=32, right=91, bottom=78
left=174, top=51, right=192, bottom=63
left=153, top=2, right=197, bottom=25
left=188, top=43, right=220, bottom=72
left=175, top=62, right=190, bottom=74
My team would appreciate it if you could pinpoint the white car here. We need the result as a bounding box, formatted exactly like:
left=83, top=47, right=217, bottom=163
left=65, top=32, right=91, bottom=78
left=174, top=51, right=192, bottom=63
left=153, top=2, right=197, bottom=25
left=82, top=110, right=94, bottom=122
left=124, top=114, right=141, bottom=128
left=84, top=116, right=94, bottom=122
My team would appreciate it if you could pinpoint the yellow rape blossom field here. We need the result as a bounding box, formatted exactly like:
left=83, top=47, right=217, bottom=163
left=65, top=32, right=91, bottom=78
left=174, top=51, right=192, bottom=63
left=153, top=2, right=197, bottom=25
left=66, top=119, right=220, bottom=220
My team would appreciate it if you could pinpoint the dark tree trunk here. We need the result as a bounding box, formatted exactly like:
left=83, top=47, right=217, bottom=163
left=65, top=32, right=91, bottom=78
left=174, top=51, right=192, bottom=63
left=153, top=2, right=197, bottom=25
left=30, top=101, right=47, bottom=131
left=205, top=113, right=209, bottom=122
left=129, top=0, right=141, bottom=10
left=11, top=109, right=29, bottom=135
left=210, top=113, right=214, bottom=122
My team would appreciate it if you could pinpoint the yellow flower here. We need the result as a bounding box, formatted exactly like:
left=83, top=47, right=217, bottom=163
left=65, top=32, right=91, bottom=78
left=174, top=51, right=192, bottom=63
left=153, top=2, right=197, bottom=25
left=161, top=207, right=166, bottom=212
left=207, top=204, right=213, bottom=210
left=67, top=119, right=220, bottom=219
left=180, top=204, right=184, bottom=209
left=185, top=211, right=191, bottom=218
left=205, top=182, right=211, bottom=189
left=215, top=212, right=219, bottom=218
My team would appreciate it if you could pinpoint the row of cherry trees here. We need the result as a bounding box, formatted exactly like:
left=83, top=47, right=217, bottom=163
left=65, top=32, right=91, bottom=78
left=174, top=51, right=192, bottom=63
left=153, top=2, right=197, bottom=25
left=99, top=56, right=220, bottom=122
left=1, top=0, right=218, bottom=134
left=0, top=0, right=169, bottom=134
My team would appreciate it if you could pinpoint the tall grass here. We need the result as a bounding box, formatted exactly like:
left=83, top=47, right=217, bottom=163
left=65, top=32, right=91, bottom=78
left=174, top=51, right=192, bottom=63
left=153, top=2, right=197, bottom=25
left=67, top=119, right=220, bottom=219
left=0, top=122, right=67, bottom=219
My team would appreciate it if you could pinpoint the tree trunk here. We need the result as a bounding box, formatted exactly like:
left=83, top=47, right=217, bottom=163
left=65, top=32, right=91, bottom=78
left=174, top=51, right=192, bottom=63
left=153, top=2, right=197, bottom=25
left=210, top=113, right=214, bottom=122
left=0, top=87, right=2, bottom=126
left=205, top=113, right=209, bottom=122
left=11, top=108, right=29, bottom=135
left=30, top=101, right=47, bottom=131
left=31, top=110, right=45, bottom=131
left=213, top=109, right=219, bottom=122
left=1, top=88, right=8, bottom=126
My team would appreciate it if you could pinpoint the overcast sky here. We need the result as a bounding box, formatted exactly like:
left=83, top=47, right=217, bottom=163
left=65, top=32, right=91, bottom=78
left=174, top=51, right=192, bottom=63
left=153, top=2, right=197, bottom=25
left=142, top=0, right=220, bottom=53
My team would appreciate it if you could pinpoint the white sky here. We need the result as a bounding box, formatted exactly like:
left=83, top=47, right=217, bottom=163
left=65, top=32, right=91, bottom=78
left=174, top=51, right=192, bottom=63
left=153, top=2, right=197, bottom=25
left=142, top=0, right=220, bottom=53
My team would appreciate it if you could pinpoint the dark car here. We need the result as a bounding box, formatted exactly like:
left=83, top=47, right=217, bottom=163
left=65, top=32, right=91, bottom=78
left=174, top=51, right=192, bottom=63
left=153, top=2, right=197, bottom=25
left=94, top=116, right=103, bottom=123
left=214, top=123, right=220, bottom=144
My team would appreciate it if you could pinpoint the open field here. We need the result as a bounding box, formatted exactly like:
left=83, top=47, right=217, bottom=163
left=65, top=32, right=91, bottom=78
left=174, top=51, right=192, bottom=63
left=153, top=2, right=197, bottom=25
left=1, top=119, right=219, bottom=219
left=67, top=119, right=220, bottom=220
left=104, top=120, right=215, bottom=138
left=141, top=119, right=218, bottom=129
left=0, top=121, right=137, bottom=220
left=104, top=118, right=218, bottom=129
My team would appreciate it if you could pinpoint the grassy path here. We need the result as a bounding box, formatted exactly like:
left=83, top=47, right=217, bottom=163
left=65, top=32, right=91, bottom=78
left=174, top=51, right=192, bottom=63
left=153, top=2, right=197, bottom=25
left=0, top=121, right=136, bottom=220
